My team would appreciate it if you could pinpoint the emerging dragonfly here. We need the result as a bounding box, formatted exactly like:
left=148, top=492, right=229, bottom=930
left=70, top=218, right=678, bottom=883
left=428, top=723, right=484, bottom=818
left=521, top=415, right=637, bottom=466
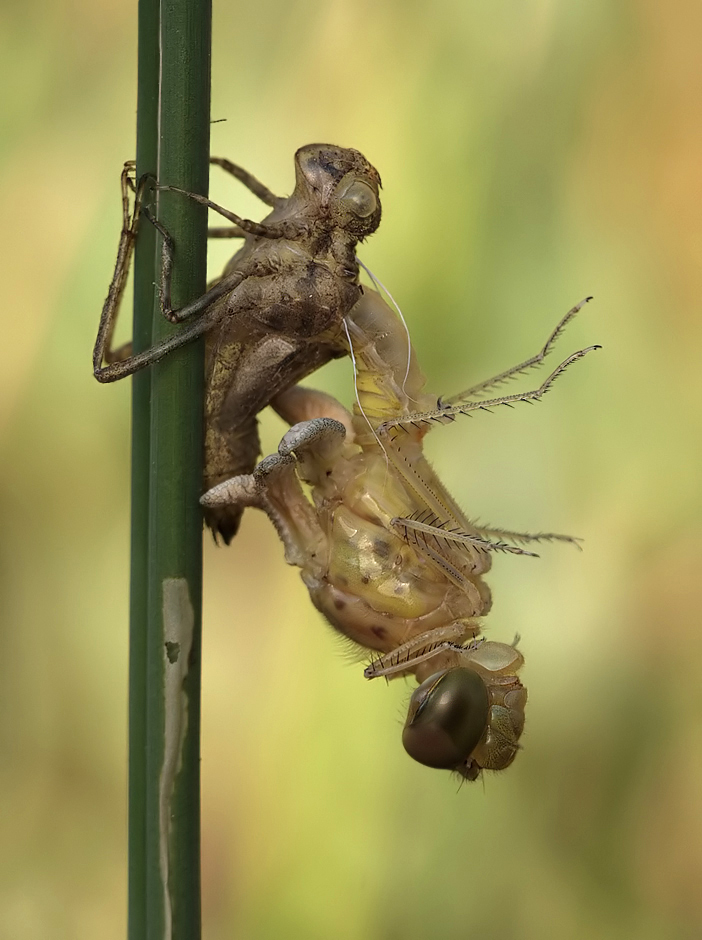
left=201, top=286, right=599, bottom=779
left=93, top=145, right=383, bottom=542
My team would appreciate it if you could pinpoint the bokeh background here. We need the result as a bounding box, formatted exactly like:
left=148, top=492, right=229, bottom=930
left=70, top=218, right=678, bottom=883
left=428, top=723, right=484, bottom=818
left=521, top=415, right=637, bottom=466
left=2, top=0, right=702, bottom=937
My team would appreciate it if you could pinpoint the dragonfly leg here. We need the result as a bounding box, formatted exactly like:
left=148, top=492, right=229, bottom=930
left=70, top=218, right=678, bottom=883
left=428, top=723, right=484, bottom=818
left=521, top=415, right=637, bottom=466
left=363, top=622, right=475, bottom=679
left=277, top=418, right=348, bottom=486
left=445, top=297, right=593, bottom=404
left=272, top=385, right=355, bottom=439
left=201, top=418, right=347, bottom=565
left=378, top=345, right=601, bottom=437
left=92, top=166, right=251, bottom=381
left=201, top=450, right=324, bottom=569
left=210, top=156, right=281, bottom=207
left=470, top=522, right=582, bottom=550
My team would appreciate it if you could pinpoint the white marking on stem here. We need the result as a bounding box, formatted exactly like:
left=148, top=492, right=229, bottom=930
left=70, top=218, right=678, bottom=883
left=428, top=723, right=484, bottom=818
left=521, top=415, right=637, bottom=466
left=159, top=578, right=195, bottom=940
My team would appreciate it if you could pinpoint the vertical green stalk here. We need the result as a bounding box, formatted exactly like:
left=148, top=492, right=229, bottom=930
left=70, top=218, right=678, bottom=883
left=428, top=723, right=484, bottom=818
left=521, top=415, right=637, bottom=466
left=131, top=0, right=211, bottom=937
left=129, top=0, right=159, bottom=935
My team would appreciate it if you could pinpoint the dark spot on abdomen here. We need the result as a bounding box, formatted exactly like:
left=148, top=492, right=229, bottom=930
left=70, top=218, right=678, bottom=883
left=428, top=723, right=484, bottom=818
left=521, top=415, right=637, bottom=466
left=371, top=625, right=387, bottom=640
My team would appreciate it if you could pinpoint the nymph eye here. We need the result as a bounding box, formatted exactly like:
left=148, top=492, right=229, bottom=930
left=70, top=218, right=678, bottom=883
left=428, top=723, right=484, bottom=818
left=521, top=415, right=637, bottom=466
left=402, top=668, right=489, bottom=770
left=337, top=179, right=377, bottom=218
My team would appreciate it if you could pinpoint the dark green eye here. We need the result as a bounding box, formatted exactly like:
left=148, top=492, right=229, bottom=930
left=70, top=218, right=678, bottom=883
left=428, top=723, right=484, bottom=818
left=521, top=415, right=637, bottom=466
left=402, top=668, right=489, bottom=770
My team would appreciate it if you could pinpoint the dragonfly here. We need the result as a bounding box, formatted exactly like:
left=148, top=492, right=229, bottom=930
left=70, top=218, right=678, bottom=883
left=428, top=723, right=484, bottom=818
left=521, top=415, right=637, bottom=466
left=201, top=284, right=599, bottom=780
left=93, top=145, right=383, bottom=542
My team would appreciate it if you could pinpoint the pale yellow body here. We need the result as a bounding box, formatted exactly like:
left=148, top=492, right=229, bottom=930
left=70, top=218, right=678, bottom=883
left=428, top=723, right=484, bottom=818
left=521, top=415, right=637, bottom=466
left=202, top=287, right=596, bottom=778
left=203, top=287, right=535, bottom=778
left=297, top=288, right=493, bottom=660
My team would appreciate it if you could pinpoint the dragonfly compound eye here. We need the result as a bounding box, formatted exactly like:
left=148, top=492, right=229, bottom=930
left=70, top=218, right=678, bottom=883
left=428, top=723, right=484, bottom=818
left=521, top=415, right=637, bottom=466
left=336, top=179, right=378, bottom=219
left=402, top=668, right=489, bottom=770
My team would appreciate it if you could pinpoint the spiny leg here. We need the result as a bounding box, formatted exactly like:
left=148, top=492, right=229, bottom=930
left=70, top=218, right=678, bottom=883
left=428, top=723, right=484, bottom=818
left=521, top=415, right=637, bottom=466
left=394, top=524, right=487, bottom=610
left=390, top=514, right=539, bottom=558
left=365, top=633, right=525, bottom=683
left=469, top=522, right=582, bottom=550
left=444, top=297, right=593, bottom=405
left=367, top=428, right=469, bottom=536
left=363, top=622, right=474, bottom=679
left=378, top=345, right=601, bottom=436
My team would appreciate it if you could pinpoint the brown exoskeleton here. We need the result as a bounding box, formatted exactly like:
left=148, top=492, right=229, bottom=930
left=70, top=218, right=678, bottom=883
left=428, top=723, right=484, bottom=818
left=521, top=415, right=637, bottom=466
left=201, top=288, right=599, bottom=779
left=93, top=145, right=382, bottom=542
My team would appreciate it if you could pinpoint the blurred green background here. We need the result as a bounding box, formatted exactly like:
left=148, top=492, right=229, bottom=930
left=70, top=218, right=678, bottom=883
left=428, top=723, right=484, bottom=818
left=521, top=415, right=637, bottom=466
left=2, top=0, right=702, bottom=937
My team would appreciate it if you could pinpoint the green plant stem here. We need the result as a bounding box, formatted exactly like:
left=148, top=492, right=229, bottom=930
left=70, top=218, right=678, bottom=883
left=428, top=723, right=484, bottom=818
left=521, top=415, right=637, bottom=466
left=129, top=0, right=159, bottom=935
left=130, top=0, right=211, bottom=937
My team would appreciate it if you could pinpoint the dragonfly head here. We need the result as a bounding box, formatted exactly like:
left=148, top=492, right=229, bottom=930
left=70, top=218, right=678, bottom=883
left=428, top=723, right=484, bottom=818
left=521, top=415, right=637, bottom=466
left=403, top=652, right=527, bottom=780
left=293, top=144, right=382, bottom=241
